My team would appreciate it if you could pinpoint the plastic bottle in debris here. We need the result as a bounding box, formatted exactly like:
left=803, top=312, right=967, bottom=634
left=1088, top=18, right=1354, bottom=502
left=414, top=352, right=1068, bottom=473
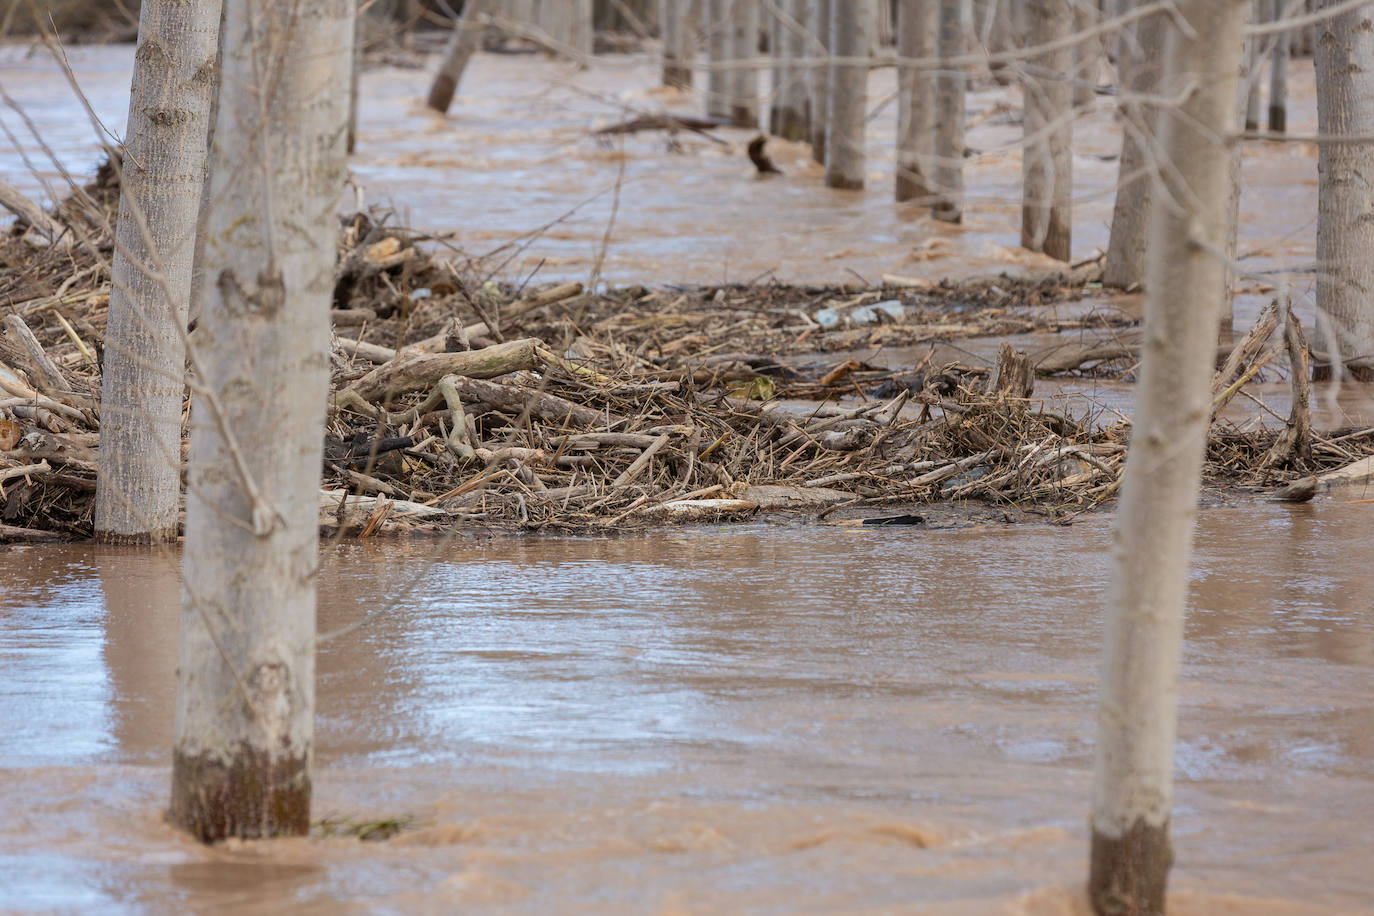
left=813, top=299, right=905, bottom=328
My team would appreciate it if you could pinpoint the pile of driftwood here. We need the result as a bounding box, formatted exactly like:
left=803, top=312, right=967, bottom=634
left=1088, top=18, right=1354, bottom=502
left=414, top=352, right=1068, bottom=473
left=2, top=176, right=1371, bottom=539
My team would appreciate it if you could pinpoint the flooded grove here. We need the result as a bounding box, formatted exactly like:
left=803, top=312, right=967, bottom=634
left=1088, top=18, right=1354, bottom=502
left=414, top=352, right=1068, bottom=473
left=0, top=40, right=1372, bottom=914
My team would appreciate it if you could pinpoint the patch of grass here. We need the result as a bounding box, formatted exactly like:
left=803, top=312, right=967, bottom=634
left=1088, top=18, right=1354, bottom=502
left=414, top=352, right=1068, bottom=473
left=313, top=813, right=416, bottom=842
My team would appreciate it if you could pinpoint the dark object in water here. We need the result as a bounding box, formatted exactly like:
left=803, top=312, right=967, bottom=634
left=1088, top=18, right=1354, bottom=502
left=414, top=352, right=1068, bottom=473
left=1271, top=476, right=1317, bottom=503
left=748, top=135, right=782, bottom=175
left=861, top=514, right=926, bottom=527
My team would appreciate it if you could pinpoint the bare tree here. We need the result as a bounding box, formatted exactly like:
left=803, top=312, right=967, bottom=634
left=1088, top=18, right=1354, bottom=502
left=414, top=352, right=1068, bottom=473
left=1103, top=0, right=1164, bottom=289
left=808, top=0, right=832, bottom=162
left=1073, top=0, right=1102, bottom=106
left=771, top=0, right=810, bottom=139
left=1021, top=0, right=1074, bottom=261
left=1268, top=0, right=1289, bottom=132
left=170, top=0, right=352, bottom=842
left=94, top=0, right=222, bottom=544
left=896, top=0, right=937, bottom=201
left=427, top=0, right=490, bottom=113
left=1314, top=0, right=1374, bottom=380
left=1088, top=1, right=1247, bottom=910
left=707, top=0, right=732, bottom=117
left=730, top=0, right=761, bottom=127
left=660, top=0, right=694, bottom=87
left=932, top=0, right=965, bottom=221
left=824, top=0, right=872, bottom=187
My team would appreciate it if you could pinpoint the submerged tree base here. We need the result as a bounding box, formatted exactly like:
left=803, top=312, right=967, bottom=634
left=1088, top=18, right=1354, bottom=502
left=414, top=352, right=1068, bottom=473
left=1088, top=818, right=1173, bottom=916
left=170, top=744, right=311, bottom=843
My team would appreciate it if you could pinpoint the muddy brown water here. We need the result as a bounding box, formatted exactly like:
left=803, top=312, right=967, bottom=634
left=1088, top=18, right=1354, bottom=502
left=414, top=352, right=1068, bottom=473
left=2, top=502, right=1372, bottom=913
left=3, top=41, right=1374, bottom=914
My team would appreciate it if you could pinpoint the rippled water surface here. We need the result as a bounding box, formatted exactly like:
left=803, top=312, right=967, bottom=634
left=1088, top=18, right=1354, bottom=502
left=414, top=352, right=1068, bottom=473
left=1, top=503, right=1372, bottom=913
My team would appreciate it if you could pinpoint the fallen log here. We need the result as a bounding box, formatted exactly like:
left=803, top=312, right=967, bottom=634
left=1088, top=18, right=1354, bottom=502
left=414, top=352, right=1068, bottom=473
left=0, top=179, right=73, bottom=249
left=443, top=374, right=614, bottom=429
left=345, top=337, right=545, bottom=403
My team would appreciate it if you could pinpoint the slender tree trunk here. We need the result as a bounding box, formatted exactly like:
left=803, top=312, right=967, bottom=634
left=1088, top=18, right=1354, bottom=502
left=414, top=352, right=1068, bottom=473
left=809, top=0, right=832, bottom=162
left=170, top=0, right=352, bottom=843
left=347, top=8, right=360, bottom=153
left=1073, top=1, right=1100, bottom=106
left=1245, top=0, right=1263, bottom=131
left=94, top=0, right=222, bottom=545
left=932, top=0, right=965, bottom=221
left=824, top=0, right=871, bottom=187
left=1021, top=0, right=1073, bottom=261
left=730, top=0, right=761, bottom=127
left=427, top=0, right=490, bottom=113
left=983, top=0, right=1017, bottom=85
left=1313, top=0, right=1374, bottom=381
left=770, top=0, right=810, bottom=138
left=661, top=0, right=694, bottom=87
left=1268, top=0, right=1288, bottom=132
left=1102, top=0, right=1164, bottom=290
left=708, top=0, right=732, bottom=117
left=1088, top=2, right=1247, bottom=912
left=896, top=0, right=937, bottom=201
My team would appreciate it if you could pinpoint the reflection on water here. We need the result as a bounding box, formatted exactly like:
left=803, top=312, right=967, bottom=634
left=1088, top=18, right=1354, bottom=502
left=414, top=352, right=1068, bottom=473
left=0, top=503, right=1371, bottom=912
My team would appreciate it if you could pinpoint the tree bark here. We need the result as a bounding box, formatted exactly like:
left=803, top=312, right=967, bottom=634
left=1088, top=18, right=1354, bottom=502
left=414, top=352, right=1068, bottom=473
left=707, top=0, right=732, bottom=117
left=896, top=0, right=937, bottom=201
left=170, top=0, right=352, bottom=843
left=808, top=0, right=832, bottom=162
left=729, top=0, right=761, bottom=127
left=771, top=0, right=809, bottom=139
left=1073, top=0, right=1101, bottom=107
left=1021, top=0, right=1073, bottom=261
left=824, top=0, right=872, bottom=188
left=931, top=0, right=964, bottom=221
left=427, top=0, right=490, bottom=113
left=1245, top=0, right=1264, bottom=131
left=1268, top=0, right=1288, bottom=132
left=660, top=0, right=694, bottom=87
left=1088, top=1, right=1247, bottom=911
left=94, top=0, right=222, bottom=544
left=1313, top=0, right=1374, bottom=380
left=1102, top=0, right=1164, bottom=289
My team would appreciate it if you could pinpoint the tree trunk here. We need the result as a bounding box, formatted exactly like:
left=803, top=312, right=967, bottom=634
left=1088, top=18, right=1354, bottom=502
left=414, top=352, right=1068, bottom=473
left=661, top=0, right=694, bottom=87
left=1073, top=0, right=1100, bottom=107
left=1313, top=0, right=1374, bottom=380
left=427, top=0, right=490, bottom=113
left=809, top=0, right=832, bottom=162
left=707, top=0, right=732, bottom=117
left=1088, top=1, right=1247, bottom=912
left=169, top=0, right=352, bottom=843
left=931, top=0, right=964, bottom=221
left=771, top=0, right=809, bottom=139
left=1245, top=0, right=1264, bottom=131
left=1268, top=0, right=1288, bottom=132
left=896, top=0, right=937, bottom=201
left=729, top=0, right=761, bottom=127
left=1102, top=0, right=1164, bottom=290
left=824, top=0, right=871, bottom=187
left=1021, top=0, right=1073, bottom=261
left=94, top=0, right=222, bottom=545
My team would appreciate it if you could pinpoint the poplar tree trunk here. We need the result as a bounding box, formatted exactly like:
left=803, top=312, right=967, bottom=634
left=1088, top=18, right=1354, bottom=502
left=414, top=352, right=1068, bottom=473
left=729, top=0, right=761, bottom=127
left=170, top=0, right=352, bottom=843
left=1073, top=1, right=1100, bottom=106
left=1088, top=2, right=1247, bottom=911
left=824, top=0, right=872, bottom=187
left=896, top=0, right=937, bottom=201
left=660, top=0, right=694, bottom=87
left=427, top=0, right=490, bottom=113
left=94, top=0, right=222, bottom=545
left=1313, top=0, right=1374, bottom=381
left=708, top=0, right=732, bottom=117
left=1268, top=0, right=1288, bottom=132
left=809, top=0, right=832, bottom=162
left=1021, top=0, right=1073, bottom=261
left=932, top=0, right=964, bottom=221
left=771, top=0, right=809, bottom=139
left=1102, top=0, right=1164, bottom=289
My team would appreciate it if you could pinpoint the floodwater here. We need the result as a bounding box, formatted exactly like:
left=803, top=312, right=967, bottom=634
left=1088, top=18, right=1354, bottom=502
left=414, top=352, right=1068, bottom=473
left=2, top=37, right=1374, bottom=915
left=2, top=503, right=1373, bottom=913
